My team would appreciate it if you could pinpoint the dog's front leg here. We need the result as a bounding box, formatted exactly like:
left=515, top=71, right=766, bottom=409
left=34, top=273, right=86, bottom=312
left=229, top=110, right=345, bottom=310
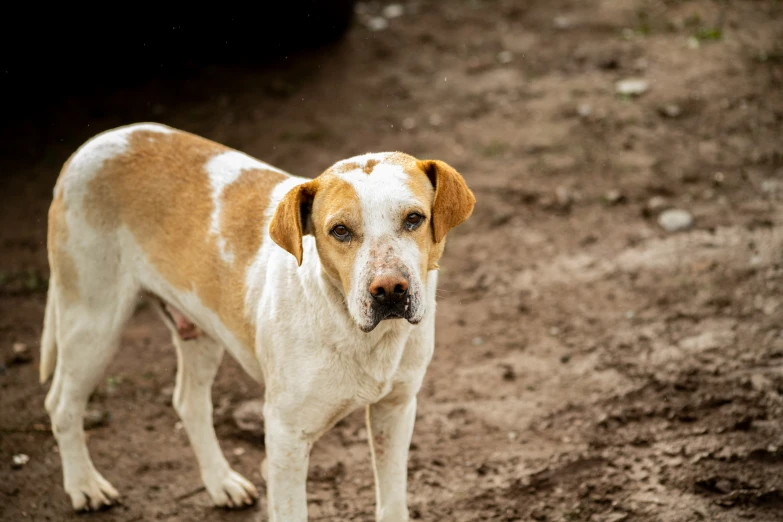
left=263, top=406, right=311, bottom=522
left=366, top=394, right=417, bottom=522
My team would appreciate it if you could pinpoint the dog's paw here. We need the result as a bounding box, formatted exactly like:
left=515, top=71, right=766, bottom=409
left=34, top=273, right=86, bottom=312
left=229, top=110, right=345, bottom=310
left=66, top=470, right=120, bottom=511
left=207, top=470, right=258, bottom=509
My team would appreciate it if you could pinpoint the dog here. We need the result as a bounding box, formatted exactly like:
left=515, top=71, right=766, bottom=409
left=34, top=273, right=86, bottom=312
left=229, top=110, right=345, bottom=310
left=40, top=122, right=475, bottom=521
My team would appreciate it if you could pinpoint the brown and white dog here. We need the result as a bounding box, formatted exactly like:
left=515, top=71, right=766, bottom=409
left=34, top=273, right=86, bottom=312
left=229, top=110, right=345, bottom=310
left=40, top=123, right=475, bottom=521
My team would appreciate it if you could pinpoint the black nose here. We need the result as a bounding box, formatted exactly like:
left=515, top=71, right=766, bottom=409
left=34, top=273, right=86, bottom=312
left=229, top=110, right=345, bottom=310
left=370, top=274, right=409, bottom=305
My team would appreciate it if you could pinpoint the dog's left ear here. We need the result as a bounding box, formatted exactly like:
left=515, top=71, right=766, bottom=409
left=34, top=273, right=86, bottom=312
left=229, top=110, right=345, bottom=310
left=269, top=180, right=319, bottom=266
left=417, top=160, right=476, bottom=243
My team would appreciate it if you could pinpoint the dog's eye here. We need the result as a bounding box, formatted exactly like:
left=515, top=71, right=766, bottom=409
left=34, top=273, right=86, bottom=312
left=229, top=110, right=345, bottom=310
left=405, top=213, right=424, bottom=231
left=331, top=224, right=352, bottom=242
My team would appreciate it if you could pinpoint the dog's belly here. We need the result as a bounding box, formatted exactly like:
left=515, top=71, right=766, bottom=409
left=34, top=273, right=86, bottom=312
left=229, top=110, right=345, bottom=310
left=131, top=249, right=265, bottom=383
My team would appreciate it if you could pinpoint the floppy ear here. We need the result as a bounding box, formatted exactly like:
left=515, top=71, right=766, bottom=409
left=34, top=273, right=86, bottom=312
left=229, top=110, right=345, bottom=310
left=417, top=160, right=476, bottom=243
left=269, top=180, right=318, bottom=266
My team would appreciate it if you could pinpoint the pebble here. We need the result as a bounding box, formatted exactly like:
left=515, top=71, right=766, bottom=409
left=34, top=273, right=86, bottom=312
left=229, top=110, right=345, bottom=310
left=233, top=399, right=266, bottom=437
left=402, top=117, right=417, bottom=130
left=659, top=104, right=682, bottom=118
left=12, top=454, right=30, bottom=469
left=577, top=103, right=593, bottom=118
left=7, top=342, right=32, bottom=365
left=761, top=179, right=781, bottom=193
left=428, top=114, right=442, bottom=127
left=555, top=186, right=572, bottom=207
left=615, top=78, right=649, bottom=97
left=604, top=189, right=625, bottom=205
left=496, top=50, right=513, bottom=64
left=714, top=478, right=733, bottom=494
left=750, top=373, right=773, bottom=392
left=646, top=196, right=668, bottom=212
left=657, top=209, right=693, bottom=232
left=382, top=4, right=404, bottom=19
left=553, top=16, right=573, bottom=29
left=366, top=17, right=389, bottom=31
left=84, top=410, right=110, bottom=430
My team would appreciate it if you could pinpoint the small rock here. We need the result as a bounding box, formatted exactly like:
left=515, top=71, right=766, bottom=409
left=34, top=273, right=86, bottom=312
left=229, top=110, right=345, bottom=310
left=750, top=374, right=773, bottom=392
left=659, top=104, right=682, bottom=118
left=12, top=454, right=30, bottom=469
left=496, top=50, right=513, bottom=64
left=382, top=4, right=404, bottom=19
left=232, top=447, right=246, bottom=456
left=647, top=196, right=668, bottom=211
left=555, top=186, right=572, bottom=207
left=715, top=478, right=733, bottom=494
left=713, top=172, right=725, bottom=185
left=553, top=15, right=573, bottom=29
left=402, top=117, right=417, bottom=130
left=615, top=78, right=649, bottom=97
left=471, top=337, right=485, bottom=346
left=366, top=17, right=389, bottom=31
left=508, top=431, right=519, bottom=441
left=233, top=399, right=265, bottom=437
left=84, top=410, right=110, bottom=430
left=7, top=343, right=32, bottom=365
left=603, top=189, right=625, bottom=205
left=428, top=114, right=442, bottom=127
left=761, top=179, right=781, bottom=193
left=658, top=209, right=693, bottom=232
left=577, top=103, right=593, bottom=118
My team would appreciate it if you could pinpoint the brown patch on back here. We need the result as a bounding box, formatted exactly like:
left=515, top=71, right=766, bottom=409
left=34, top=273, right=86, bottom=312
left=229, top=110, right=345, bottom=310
left=362, top=159, right=379, bottom=174
left=47, top=191, right=80, bottom=304
left=332, top=161, right=360, bottom=174
left=84, top=129, right=288, bottom=351
left=221, top=168, right=287, bottom=267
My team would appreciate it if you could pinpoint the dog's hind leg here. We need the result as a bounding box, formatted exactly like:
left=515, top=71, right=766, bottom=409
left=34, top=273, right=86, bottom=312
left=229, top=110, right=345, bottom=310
left=154, top=305, right=258, bottom=508
left=44, top=273, right=139, bottom=512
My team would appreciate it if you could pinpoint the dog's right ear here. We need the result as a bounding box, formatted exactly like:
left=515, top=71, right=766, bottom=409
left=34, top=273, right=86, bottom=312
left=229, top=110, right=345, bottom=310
left=269, top=180, right=319, bottom=266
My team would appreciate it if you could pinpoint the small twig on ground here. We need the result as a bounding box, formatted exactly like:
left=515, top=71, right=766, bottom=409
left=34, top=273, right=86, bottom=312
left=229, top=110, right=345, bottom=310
left=175, top=485, right=206, bottom=502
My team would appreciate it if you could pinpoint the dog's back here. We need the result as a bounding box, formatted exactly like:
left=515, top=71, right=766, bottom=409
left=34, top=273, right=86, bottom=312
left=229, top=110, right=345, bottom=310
left=42, top=123, right=297, bottom=382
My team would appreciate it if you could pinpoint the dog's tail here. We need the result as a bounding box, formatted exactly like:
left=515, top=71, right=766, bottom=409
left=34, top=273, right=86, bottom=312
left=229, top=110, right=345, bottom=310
left=39, top=278, right=58, bottom=384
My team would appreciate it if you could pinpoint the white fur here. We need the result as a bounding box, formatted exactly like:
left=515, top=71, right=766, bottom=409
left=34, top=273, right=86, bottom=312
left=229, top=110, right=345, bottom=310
left=42, top=126, right=440, bottom=521
left=206, top=150, right=290, bottom=264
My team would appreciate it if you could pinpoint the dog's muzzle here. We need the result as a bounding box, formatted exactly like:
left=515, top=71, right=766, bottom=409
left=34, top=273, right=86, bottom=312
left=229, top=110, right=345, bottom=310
left=364, top=272, right=414, bottom=331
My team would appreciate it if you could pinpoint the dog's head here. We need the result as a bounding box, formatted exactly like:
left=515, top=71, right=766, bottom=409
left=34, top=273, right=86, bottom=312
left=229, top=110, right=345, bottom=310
left=269, top=152, right=475, bottom=332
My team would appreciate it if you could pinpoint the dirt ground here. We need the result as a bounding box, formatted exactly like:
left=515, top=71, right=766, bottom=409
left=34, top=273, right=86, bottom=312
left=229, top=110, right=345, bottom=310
left=2, top=1, right=783, bottom=520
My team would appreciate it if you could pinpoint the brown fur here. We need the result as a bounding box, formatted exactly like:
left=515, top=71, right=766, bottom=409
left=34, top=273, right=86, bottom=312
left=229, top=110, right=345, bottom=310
left=310, top=176, right=364, bottom=295
left=332, top=162, right=361, bottom=174
left=270, top=174, right=364, bottom=295
left=268, top=180, right=319, bottom=266
left=82, top=129, right=287, bottom=351
left=362, top=159, right=379, bottom=174
left=416, top=160, right=476, bottom=244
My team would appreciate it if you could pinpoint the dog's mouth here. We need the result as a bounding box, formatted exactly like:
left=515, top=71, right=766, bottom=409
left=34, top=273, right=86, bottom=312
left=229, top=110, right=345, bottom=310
left=360, top=296, right=420, bottom=332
